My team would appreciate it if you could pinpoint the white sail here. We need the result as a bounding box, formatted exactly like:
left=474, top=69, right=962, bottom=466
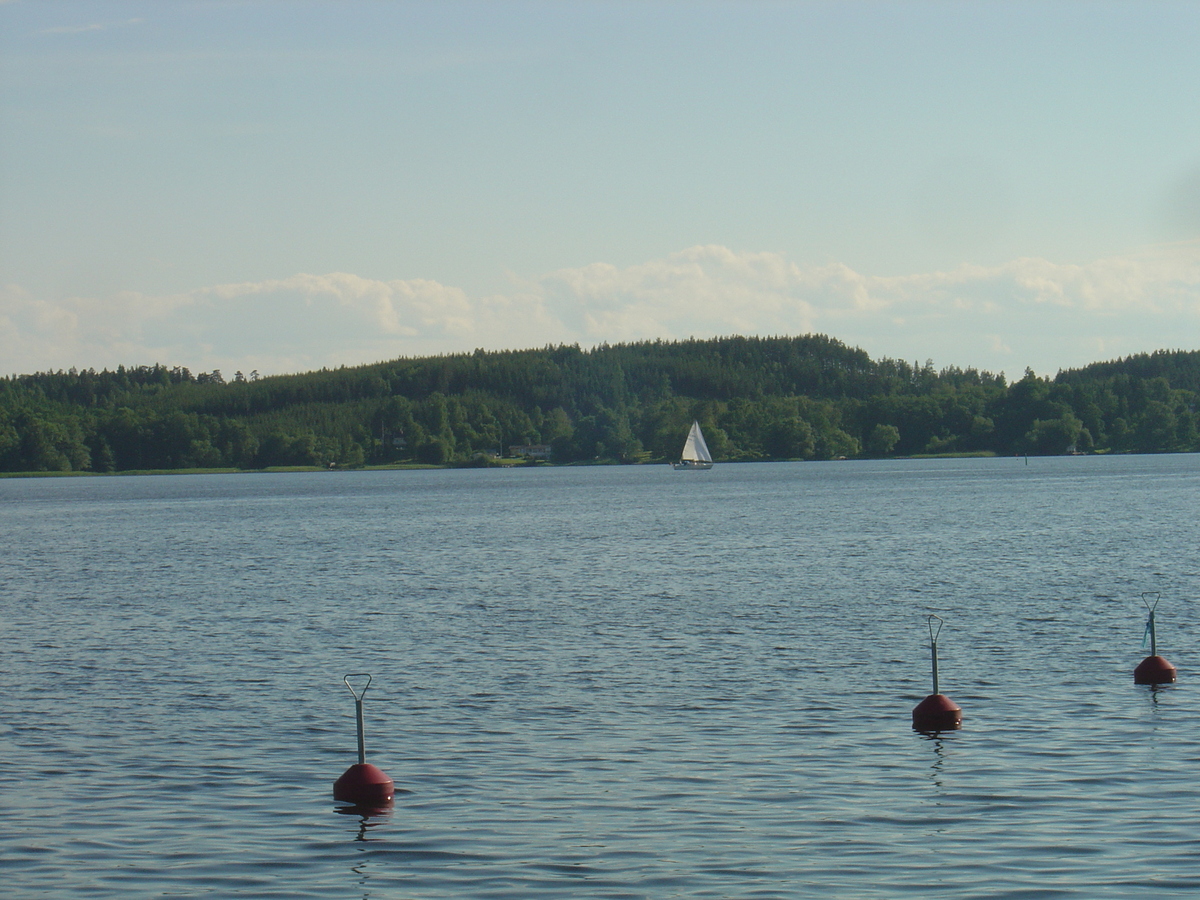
left=682, top=421, right=712, bottom=462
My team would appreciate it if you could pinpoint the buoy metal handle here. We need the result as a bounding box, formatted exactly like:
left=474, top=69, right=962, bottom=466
left=344, top=674, right=372, bottom=765
left=344, top=673, right=372, bottom=701
left=927, top=615, right=944, bottom=696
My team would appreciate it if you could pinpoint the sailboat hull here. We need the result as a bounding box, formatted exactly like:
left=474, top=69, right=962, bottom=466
left=671, top=459, right=713, bottom=470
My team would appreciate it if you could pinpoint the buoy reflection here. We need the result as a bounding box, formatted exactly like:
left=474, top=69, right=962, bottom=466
left=335, top=802, right=394, bottom=820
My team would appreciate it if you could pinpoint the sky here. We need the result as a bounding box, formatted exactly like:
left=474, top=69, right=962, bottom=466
left=2, top=0, right=1200, bottom=380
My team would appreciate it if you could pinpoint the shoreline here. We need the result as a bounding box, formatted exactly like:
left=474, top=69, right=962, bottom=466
left=18, top=450, right=1147, bottom=479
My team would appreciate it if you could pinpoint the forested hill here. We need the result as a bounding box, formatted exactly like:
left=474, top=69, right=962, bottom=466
left=2, top=335, right=1198, bottom=473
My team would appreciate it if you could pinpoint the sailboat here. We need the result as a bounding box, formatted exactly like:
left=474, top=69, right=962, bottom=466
left=672, top=420, right=714, bottom=470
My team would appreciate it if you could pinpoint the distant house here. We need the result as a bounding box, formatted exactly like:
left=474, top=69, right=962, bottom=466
left=508, top=444, right=552, bottom=460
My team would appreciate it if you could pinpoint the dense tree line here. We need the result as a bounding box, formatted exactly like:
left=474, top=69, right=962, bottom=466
left=2, top=337, right=1199, bottom=473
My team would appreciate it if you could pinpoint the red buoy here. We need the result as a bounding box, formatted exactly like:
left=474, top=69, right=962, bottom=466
left=334, top=763, right=395, bottom=805
left=912, top=615, right=963, bottom=732
left=334, top=674, right=395, bottom=808
left=912, top=692, right=963, bottom=731
left=1134, top=593, right=1176, bottom=685
left=1134, top=655, right=1177, bottom=685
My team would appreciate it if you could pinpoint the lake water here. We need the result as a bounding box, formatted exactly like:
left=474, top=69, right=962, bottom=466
left=3, top=455, right=1200, bottom=898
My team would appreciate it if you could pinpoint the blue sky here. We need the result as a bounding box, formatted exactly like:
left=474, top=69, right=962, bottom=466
left=2, top=0, right=1199, bottom=378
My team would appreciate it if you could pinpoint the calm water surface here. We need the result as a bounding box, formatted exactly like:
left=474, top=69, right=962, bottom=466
left=3, top=455, right=1200, bottom=898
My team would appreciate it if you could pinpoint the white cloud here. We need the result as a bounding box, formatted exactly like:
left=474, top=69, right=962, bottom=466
left=4, top=242, right=1200, bottom=378
left=535, top=246, right=820, bottom=340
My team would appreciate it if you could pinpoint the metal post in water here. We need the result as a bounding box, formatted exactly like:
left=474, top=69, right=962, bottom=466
left=928, top=614, right=942, bottom=696
left=1144, top=593, right=1159, bottom=658
left=345, top=674, right=370, bottom=765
